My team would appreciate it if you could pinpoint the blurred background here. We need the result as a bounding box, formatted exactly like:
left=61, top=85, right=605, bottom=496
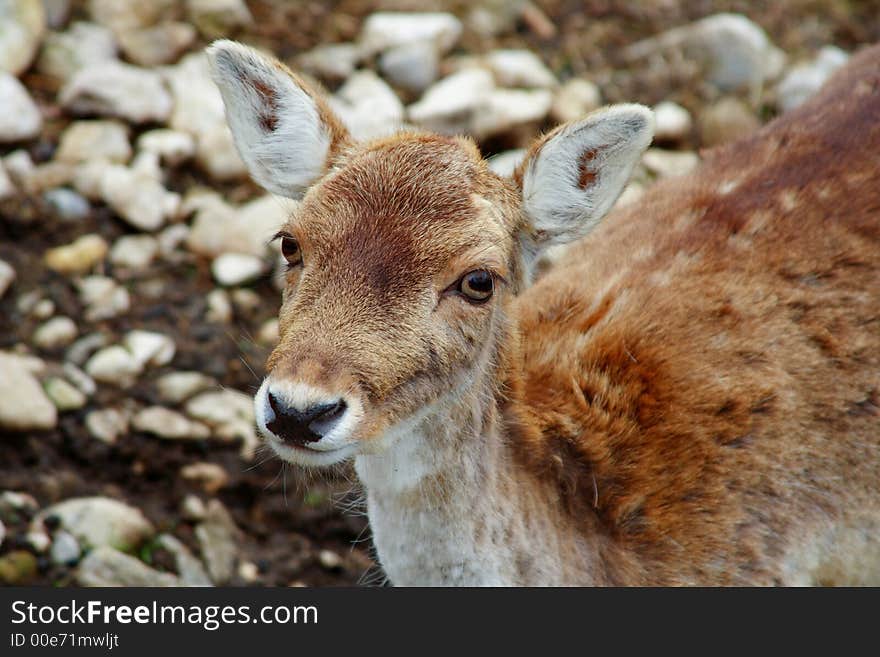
left=0, top=0, right=878, bottom=587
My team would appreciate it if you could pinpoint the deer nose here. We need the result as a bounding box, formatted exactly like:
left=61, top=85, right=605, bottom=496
left=265, top=392, right=348, bottom=447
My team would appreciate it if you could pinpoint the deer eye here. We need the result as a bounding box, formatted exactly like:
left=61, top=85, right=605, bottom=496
left=458, top=270, right=494, bottom=303
left=280, top=236, right=302, bottom=267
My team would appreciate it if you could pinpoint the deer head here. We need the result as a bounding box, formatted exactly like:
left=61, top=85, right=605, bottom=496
left=207, top=40, right=653, bottom=467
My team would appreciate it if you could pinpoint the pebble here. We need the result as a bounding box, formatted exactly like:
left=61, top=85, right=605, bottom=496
left=194, top=500, right=240, bottom=585
left=156, top=534, right=212, bottom=586
left=88, top=0, right=177, bottom=35
left=550, top=78, right=601, bottom=124
left=180, top=462, right=229, bottom=494
left=0, top=551, right=38, bottom=585
left=0, top=0, right=46, bottom=76
left=186, top=192, right=290, bottom=258
left=472, top=88, right=552, bottom=140
left=0, top=491, right=39, bottom=514
left=230, top=288, right=261, bottom=315
left=99, top=163, right=181, bottom=232
left=642, top=148, right=700, bottom=179
left=318, top=549, right=343, bottom=571
left=62, top=362, right=96, bottom=396
left=133, top=406, right=211, bottom=440
left=180, top=494, right=207, bottom=521
left=77, top=275, right=131, bottom=321
left=238, top=560, right=259, bottom=583
left=37, top=21, right=117, bottom=81
left=118, top=21, right=196, bottom=67
left=328, top=70, right=405, bottom=141
left=0, top=259, right=14, bottom=299
left=76, top=546, right=180, bottom=586
left=26, top=530, right=51, bottom=552
left=33, top=316, right=77, bottom=350
left=34, top=496, right=154, bottom=551
left=360, top=12, right=462, bottom=56
left=85, top=407, right=129, bottom=444
left=0, top=163, right=15, bottom=200
left=55, top=120, right=131, bottom=164
left=136, top=129, right=196, bottom=167
left=109, top=234, right=158, bottom=270
left=44, top=188, right=91, bottom=222
left=776, top=46, right=849, bottom=113
left=84, top=345, right=143, bottom=387
left=0, top=73, right=42, bottom=143
left=50, top=530, right=81, bottom=565
left=298, top=43, right=362, bottom=82
left=485, top=49, right=557, bottom=88
left=653, top=101, right=693, bottom=142
left=157, top=223, right=190, bottom=258
left=205, top=288, right=232, bottom=323
left=408, top=68, right=494, bottom=135
left=156, top=371, right=216, bottom=404
left=43, top=233, right=108, bottom=275
left=185, top=389, right=254, bottom=429
left=65, top=332, right=107, bottom=366
left=43, top=0, right=70, bottom=29
left=378, top=41, right=438, bottom=93
left=60, top=61, right=173, bottom=124
left=211, top=253, right=266, bottom=287
left=257, top=318, right=280, bottom=346
left=487, top=148, right=526, bottom=178
left=186, top=0, right=253, bottom=38
left=699, top=97, right=760, bottom=147
left=0, top=352, right=57, bottom=431
left=44, top=376, right=87, bottom=411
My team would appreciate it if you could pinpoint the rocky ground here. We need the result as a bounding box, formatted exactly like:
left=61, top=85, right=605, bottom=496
left=0, top=0, right=877, bottom=587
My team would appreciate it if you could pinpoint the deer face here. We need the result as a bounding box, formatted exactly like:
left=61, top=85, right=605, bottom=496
left=208, top=40, right=653, bottom=467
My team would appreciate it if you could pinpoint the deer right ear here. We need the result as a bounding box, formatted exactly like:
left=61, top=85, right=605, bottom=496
left=207, top=40, right=349, bottom=200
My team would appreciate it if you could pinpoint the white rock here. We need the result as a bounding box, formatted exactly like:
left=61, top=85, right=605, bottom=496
left=408, top=68, right=495, bottom=135
left=180, top=461, right=228, bottom=493
left=257, top=318, right=279, bottom=346
left=0, top=73, right=42, bottom=143
left=186, top=0, right=252, bottom=38
left=0, top=259, right=14, bottom=299
left=642, top=148, right=699, bottom=179
left=60, top=61, right=173, bottom=124
left=43, top=188, right=90, bottom=221
left=44, top=376, right=86, bottom=410
left=32, top=298, right=54, bottom=319
left=194, top=499, right=239, bottom=584
left=378, top=41, right=438, bottom=93
left=0, top=163, right=15, bottom=200
left=136, top=129, right=195, bottom=167
left=550, top=78, right=601, bottom=124
left=230, top=288, right=260, bottom=314
left=71, top=159, right=110, bottom=200
left=156, top=371, right=215, bottom=404
left=37, top=21, right=116, bottom=81
left=3, top=148, right=34, bottom=182
left=0, top=0, right=46, bottom=76
left=100, top=164, right=180, bottom=232
left=85, top=407, right=129, bottom=443
left=472, top=88, right=552, bottom=139
left=85, top=345, right=143, bottom=387
left=34, top=496, right=153, bottom=551
left=180, top=494, right=206, bottom=521
left=0, top=491, right=39, bottom=513
left=625, top=13, right=785, bottom=93
left=156, top=533, right=212, bottom=586
left=77, top=275, right=130, bottom=321
left=62, top=362, right=96, bottom=396
left=49, top=530, right=81, bottom=565
left=162, top=52, right=247, bottom=181
left=776, top=46, right=849, bottom=113
left=328, top=71, right=405, bottom=141
left=109, top=234, right=158, bottom=270
left=117, top=21, right=196, bottom=67
left=185, top=389, right=253, bottom=429
left=653, top=101, right=693, bottom=142
left=486, top=49, right=557, bottom=88
left=55, top=120, right=131, bottom=164
left=0, top=352, right=57, bottom=430
left=123, top=330, right=175, bottom=367
left=211, top=253, right=266, bottom=287
left=699, top=96, right=760, bottom=147
left=88, top=0, right=177, bottom=35
left=43, top=233, right=107, bottom=275
left=205, top=288, right=232, bottom=323
left=318, top=549, right=342, bottom=570
left=33, top=316, right=77, bottom=350
left=65, top=332, right=106, bottom=365
left=157, top=223, right=190, bottom=258
left=26, top=530, right=51, bottom=552
left=42, top=0, right=70, bottom=29
left=361, top=12, right=462, bottom=56
left=487, top=148, right=526, bottom=177
left=133, top=406, right=211, bottom=440
left=187, top=192, right=291, bottom=258
left=238, top=560, right=258, bottom=583
left=298, top=43, right=361, bottom=82
left=76, top=546, right=179, bottom=586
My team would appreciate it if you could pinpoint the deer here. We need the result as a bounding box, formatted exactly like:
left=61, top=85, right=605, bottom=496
left=207, top=39, right=880, bottom=586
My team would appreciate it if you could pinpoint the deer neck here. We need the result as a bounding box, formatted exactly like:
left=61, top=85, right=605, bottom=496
left=354, top=326, right=604, bottom=586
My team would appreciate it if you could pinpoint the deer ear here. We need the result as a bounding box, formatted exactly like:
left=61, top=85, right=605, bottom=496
left=515, top=104, right=653, bottom=255
left=207, top=40, right=349, bottom=199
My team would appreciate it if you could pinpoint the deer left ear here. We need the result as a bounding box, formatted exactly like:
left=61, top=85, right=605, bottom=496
left=515, top=104, right=653, bottom=256
left=207, top=40, right=350, bottom=200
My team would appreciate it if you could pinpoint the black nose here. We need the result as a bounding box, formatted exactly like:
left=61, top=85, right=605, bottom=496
left=266, top=393, right=347, bottom=447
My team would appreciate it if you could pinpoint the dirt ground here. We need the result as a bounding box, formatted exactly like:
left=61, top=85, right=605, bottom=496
left=1, top=0, right=878, bottom=586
